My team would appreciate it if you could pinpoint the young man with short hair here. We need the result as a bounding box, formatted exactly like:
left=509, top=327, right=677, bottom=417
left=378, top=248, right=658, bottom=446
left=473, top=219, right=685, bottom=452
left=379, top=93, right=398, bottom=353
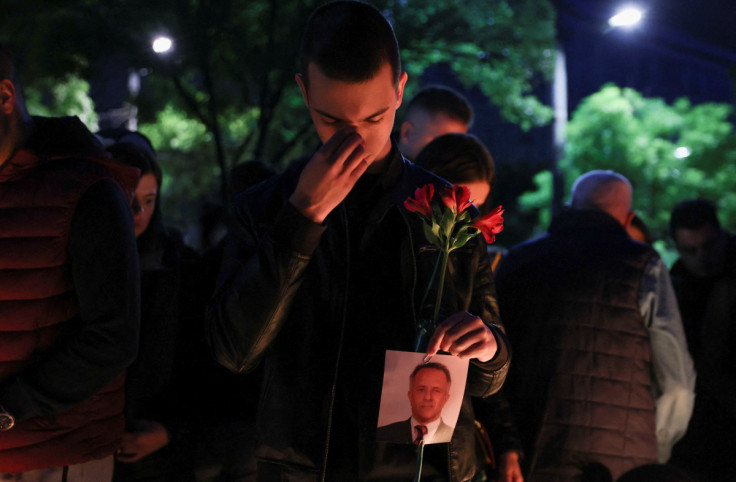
left=398, top=85, right=473, bottom=161
left=208, top=2, right=509, bottom=480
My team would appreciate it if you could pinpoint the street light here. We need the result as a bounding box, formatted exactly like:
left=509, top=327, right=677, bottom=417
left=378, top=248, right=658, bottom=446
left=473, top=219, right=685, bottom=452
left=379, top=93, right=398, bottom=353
left=609, top=6, right=644, bottom=28
left=152, top=36, right=174, bottom=54
left=551, top=4, right=644, bottom=215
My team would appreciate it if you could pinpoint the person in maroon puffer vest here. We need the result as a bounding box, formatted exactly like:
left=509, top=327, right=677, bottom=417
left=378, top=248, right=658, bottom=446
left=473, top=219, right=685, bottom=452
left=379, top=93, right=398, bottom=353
left=0, top=44, right=140, bottom=480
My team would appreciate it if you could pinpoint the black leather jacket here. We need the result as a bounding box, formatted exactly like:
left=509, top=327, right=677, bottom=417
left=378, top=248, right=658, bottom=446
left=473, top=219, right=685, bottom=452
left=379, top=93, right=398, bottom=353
left=207, top=145, right=510, bottom=481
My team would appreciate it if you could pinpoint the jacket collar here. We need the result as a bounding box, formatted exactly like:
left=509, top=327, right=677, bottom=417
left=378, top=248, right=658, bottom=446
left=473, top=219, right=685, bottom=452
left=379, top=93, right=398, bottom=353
left=549, top=208, right=629, bottom=240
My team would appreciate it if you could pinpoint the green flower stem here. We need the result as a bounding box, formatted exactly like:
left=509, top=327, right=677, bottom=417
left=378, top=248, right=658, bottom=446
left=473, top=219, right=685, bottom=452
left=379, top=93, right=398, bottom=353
left=413, top=440, right=425, bottom=482
left=432, top=244, right=450, bottom=326
left=419, top=251, right=443, bottom=317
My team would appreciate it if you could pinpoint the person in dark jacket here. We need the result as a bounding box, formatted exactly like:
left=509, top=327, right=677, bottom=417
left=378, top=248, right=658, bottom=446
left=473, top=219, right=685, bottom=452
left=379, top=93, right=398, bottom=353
left=494, top=170, right=694, bottom=481
left=0, top=44, right=140, bottom=479
left=668, top=198, right=736, bottom=481
left=206, top=2, right=510, bottom=480
left=106, top=139, right=198, bottom=481
left=414, top=133, right=523, bottom=482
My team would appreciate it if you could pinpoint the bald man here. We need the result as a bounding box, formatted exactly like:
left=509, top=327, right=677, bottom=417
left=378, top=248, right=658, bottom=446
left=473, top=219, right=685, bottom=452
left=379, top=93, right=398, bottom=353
left=494, top=170, right=695, bottom=480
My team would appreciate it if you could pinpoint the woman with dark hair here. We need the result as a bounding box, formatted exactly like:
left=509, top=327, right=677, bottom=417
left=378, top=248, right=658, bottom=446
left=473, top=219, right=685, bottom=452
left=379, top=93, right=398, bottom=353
left=413, top=132, right=495, bottom=214
left=107, top=139, right=197, bottom=481
left=414, top=133, right=523, bottom=482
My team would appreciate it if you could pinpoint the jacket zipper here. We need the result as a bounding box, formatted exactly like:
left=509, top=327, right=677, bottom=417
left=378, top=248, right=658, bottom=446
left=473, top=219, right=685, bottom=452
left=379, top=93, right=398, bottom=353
left=320, top=206, right=350, bottom=481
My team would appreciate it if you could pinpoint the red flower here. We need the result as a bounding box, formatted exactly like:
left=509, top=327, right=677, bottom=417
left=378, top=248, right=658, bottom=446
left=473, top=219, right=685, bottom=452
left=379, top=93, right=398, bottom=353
left=440, top=185, right=472, bottom=214
left=404, top=184, right=435, bottom=218
left=472, top=205, right=504, bottom=244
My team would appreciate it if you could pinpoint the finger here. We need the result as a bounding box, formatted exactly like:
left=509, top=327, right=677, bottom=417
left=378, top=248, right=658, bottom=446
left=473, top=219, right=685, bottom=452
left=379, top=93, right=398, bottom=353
left=427, top=313, right=472, bottom=355
left=330, top=132, right=364, bottom=168
left=443, top=325, right=487, bottom=355
left=344, top=143, right=370, bottom=179
left=348, top=158, right=369, bottom=183
left=456, top=330, right=497, bottom=362
left=341, top=143, right=365, bottom=174
left=425, top=321, right=453, bottom=358
left=455, top=340, right=485, bottom=359
left=319, top=126, right=356, bottom=157
left=437, top=315, right=487, bottom=352
left=437, top=321, right=474, bottom=353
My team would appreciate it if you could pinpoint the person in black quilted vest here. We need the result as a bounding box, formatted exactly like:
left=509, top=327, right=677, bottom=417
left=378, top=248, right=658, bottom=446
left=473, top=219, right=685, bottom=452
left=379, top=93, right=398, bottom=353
left=495, top=170, right=695, bottom=481
left=0, top=44, right=140, bottom=480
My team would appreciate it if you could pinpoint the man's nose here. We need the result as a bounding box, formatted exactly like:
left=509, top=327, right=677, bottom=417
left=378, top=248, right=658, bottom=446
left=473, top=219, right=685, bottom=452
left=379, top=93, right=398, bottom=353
left=345, top=124, right=366, bottom=141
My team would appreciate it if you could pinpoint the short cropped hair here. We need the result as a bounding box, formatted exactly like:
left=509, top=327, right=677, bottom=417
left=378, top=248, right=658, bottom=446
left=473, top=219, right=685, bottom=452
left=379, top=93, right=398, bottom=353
left=669, top=198, right=720, bottom=239
left=405, top=85, right=473, bottom=127
left=414, top=133, right=495, bottom=189
left=299, top=1, right=401, bottom=89
left=410, top=362, right=451, bottom=386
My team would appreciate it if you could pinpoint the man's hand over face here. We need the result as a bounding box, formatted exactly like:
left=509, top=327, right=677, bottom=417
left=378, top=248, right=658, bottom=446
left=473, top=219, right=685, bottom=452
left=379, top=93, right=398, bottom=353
left=426, top=311, right=498, bottom=363
left=289, top=127, right=369, bottom=224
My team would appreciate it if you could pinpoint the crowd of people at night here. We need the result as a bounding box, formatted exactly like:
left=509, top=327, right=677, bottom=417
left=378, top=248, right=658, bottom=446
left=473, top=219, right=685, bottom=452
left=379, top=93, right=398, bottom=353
left=0, top=1, right=733, bottom=481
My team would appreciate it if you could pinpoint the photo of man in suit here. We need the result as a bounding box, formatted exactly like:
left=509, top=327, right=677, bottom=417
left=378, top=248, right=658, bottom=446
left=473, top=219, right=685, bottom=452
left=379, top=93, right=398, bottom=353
left=377, top=362, right=455, bottom=444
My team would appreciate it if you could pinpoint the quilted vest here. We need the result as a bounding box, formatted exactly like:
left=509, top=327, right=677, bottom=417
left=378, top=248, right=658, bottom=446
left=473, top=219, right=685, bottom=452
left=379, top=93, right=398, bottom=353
left=0, top=124, right=138, bottom=471
left=498, top=210, right=660, bottom=481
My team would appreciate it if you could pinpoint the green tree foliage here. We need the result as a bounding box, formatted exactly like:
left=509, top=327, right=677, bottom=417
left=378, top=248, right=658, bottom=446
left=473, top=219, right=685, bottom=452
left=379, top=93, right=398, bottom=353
left=518, top=169, right=553, bottom=237
left=23, top=75, right=99, bottom=129
left=2, top=0, right=556, bottom=231
left=383, top=0, right=555, bottom=129
left=520, top=84, right=736, bottom=259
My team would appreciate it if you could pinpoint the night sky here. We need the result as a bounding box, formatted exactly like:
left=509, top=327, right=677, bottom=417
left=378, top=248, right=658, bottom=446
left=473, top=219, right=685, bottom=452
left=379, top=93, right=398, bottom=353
left=425, top=0, right=736, bottom=176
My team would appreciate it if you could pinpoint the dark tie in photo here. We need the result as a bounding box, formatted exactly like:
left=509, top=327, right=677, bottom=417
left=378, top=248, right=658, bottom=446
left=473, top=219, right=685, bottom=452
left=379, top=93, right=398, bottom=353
left=414, top=424, right=428, bottom=445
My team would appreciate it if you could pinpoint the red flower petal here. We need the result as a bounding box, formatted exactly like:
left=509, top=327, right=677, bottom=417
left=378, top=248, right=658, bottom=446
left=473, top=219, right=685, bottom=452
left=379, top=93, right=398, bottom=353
left=440, top=185, right=472, bottom=213
left=404, top=184, right=435, bottom=218
left=456, top=185, right=472, bottom=213
left=472, top=205, right=504, bottom=244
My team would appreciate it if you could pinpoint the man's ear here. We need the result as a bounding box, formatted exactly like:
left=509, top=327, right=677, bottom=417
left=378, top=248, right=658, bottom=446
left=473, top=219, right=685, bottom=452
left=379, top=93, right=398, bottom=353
left=295, top=74, right=309, bottom=108
left=395, top=71, right=408, bottom=108
left=623, top=211, right=636, bottom=230
left=399, top=120, right=414, bottom=145
left=0, top=80, right=16, bottom=115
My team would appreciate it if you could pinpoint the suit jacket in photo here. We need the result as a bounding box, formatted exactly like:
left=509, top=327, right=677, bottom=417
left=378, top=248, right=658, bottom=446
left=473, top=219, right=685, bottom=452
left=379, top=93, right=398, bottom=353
left=376, top=417, right=454, bottom=444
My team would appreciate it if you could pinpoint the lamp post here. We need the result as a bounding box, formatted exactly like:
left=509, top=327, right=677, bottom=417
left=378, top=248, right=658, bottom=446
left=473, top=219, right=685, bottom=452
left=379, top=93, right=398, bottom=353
left=551, top=4, right=643, bottom=216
